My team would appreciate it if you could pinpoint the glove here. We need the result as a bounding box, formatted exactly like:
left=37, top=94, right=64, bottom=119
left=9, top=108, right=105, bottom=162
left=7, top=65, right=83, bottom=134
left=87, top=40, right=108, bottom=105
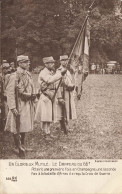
left=69, top=68, right=74, bottom=74
left=21, top=93, right=31, bottom=101
left=66, top=85, right=75, bottom=91
left=3, top=95, right=7, bottom=101
left=84, top=72, right=88, bottom=81
left=11, top=108, right=19, bottom=116
left=78, top=69, right=82, bottom=74
left=77, top=94, right=81, bottom=100
left=58, top=98, right=65, bottom=106
left=61, top=69, right=67, bottom=76
left=36, top=93, right=40, bottom=99
left=31, top=94, right=37, bottom=101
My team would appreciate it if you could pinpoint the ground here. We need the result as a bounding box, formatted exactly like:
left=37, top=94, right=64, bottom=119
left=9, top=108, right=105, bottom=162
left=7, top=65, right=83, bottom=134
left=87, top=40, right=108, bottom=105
left=0, top=74, right=122, bottom=159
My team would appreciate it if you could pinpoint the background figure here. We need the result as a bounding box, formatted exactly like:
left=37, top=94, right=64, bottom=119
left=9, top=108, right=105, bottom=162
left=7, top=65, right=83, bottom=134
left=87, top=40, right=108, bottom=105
left=96, top=64, right=100, bottom=74
left=4, top=55, right=36, bottom=157
left=72, top=55, right=86, bottom=100
left=35, top=56, right=66, bottom=141
left=91, top=63, right=96, bottom=74
left=116, top=63, right=121, bottom=74
left=10, top=62, right=16, bottom=72
left=1, top=62, right=12, bottom=126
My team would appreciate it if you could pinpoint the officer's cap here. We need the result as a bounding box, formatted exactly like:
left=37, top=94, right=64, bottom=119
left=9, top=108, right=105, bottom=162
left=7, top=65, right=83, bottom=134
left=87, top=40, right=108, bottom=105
left=60, top=55, right=69, bottom=61
left=2, top=60, right=7, bottom=63
left=10, top=62, right=15, bottom=65
left=17, top=55, right=29, bottom=63
left=43, top=56, right=55, bottom=64
left=2, top=63, right=10, bottom=69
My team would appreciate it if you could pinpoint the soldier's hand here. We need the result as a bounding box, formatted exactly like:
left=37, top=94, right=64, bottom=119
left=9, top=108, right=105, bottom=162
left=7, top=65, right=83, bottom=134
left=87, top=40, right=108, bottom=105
left=67, top=85, right=75, bottom=91
left=77, top=94, right=81, bottom=100
left=78, top=69, right=82, bottom=74
left=58, top=98, right=65, bottom=105
left=11, top=108, right=19, bottom=116
left=36, top=93, right=40, bottom=99
left=61, top=69, right=67, bottom=76
left=31, top=94, right=37, bottom=101
left=84, top=72, right=88, bottom=80
left=3, top=95, right=7, bottom=101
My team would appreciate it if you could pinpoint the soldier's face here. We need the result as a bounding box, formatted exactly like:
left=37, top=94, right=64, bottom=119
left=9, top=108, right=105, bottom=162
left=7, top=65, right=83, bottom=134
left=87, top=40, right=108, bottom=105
left=19, top=60, right=30, bottom=70
left=10, top=63, right=15, bottom=68
left=61, top=60, right=68, bottom=68
left=46, top=62, right=55, bottom=71
left=3, top=68, right=11, bottom=75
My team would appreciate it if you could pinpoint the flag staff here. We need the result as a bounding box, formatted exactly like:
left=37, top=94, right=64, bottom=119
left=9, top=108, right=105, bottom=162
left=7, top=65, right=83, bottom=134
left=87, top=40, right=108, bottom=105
left=10, top=17, right=18, bottom=69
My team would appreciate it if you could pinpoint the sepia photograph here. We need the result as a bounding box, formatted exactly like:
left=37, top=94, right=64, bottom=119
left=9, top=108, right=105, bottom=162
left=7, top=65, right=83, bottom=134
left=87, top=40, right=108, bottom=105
left=0, top=0, right=122, bottom=160
left=0, top=0, right=122, bottom=193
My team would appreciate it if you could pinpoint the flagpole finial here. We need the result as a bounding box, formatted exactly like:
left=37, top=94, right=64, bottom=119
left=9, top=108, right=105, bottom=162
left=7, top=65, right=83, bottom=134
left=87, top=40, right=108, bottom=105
left=89, top=0, right=96, bottom=11
left=87, top=10, right=91, bottom=16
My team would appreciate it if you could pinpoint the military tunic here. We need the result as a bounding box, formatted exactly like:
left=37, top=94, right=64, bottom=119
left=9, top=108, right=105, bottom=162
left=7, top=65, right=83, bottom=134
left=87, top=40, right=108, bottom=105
left=4, top=67, right=36, bottom=134
left=57, top=67, right=77, bottom=121
left=35, top=67, right=62, bottom=123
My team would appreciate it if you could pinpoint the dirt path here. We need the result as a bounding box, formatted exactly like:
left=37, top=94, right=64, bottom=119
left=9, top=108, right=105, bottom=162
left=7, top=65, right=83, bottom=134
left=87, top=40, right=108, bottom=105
left=1, top=74, right=122, bottom=159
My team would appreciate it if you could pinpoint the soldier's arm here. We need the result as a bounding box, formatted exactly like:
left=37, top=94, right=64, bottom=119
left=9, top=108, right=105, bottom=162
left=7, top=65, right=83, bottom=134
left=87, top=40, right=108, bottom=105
left=64, top=70, right=75, bottom=88
left=17, top=79, right=32, bottom=99
left=6, top=73, right=16, bottom=110
left=41, top=71, right=62, bottom=84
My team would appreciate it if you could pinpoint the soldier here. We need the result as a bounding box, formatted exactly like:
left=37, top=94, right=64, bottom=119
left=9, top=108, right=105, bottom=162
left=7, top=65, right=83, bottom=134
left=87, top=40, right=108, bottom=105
left=0, top=62, right=12, bottom=131
left=57, top=55, right=77, bottom=133
left=10, top=62, right=16, bottom=72
left=35, top=56, right=67, bottom=141
left=4, top=55, right=36, bottom=156
left=2, top=62, right=12, bottom=118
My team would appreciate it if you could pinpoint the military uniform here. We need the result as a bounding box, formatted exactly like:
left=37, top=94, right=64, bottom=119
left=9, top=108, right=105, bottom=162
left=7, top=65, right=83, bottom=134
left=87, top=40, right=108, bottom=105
left=72, top=55, right=88, bottom=100
left=0, top=62, right=11, bottom=130
left=5, top=67, right=35, bottom=133
left=4, top=55, right=36, bottom=151
left=57, top=66, right=77, bottom=121
left=57, top=55, right=77, bottom=132
left=35, top=56, right=64, bottom=137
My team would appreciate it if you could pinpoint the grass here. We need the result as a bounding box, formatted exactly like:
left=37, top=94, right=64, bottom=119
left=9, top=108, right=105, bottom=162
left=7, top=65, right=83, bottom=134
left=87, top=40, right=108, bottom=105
left=0, top=74, right=122, bottom=159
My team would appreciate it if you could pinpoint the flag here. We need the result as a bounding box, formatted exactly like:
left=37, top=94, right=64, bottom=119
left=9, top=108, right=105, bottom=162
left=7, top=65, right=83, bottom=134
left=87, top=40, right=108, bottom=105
left=69, top=17, right=90, bottom=99
left=82, top=18, right=90, bottom=73
left=69, top=17, right=90, bottom=74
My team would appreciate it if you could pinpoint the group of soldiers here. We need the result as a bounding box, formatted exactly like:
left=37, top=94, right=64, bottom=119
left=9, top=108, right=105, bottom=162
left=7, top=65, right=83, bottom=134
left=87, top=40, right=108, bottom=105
left=1, top=54, right=86, bottom=158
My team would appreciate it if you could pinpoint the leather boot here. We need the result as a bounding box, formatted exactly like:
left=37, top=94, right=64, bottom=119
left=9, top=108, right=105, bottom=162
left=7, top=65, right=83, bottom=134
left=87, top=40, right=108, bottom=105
left=13, top=134, right=19, bottom=154
left=20, top=133, right=33, bottom=152
left=60, top=120, right=68, bottom=135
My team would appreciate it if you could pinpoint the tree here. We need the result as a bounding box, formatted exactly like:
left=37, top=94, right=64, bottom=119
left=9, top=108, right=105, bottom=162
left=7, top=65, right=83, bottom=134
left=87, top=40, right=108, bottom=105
left=1, top=0, right=122, bottom=67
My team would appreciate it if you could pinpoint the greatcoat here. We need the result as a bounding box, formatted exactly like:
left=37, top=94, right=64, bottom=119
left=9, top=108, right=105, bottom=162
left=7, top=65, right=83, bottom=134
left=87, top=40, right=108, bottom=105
left=57, top=66, right=77, bottom=121
left=34, top=67, right=62, bottom=123
left=3, top=74, right=11, bottom=120
left=4, top=67, right=36, bottom=133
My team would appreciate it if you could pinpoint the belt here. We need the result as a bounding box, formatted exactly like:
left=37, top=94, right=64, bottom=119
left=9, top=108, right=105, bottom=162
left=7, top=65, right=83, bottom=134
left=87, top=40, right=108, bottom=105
left=42, top=91, right=53, bottom=101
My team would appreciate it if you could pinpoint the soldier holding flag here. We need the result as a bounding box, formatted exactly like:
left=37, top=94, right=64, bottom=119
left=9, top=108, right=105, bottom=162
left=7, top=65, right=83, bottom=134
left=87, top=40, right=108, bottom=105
left=57, top=55, right=77, bottom=133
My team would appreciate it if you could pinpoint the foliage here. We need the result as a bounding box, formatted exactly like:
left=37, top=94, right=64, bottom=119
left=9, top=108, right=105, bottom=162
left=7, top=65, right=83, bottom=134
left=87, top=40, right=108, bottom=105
left=1, top=0, right=122, bottom=67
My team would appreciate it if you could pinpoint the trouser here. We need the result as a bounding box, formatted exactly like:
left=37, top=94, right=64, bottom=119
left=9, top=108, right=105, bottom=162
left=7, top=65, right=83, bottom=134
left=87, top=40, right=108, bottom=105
left=41, top=122, right=51, bottom=135
left=60, top=120, right=67, bottom=131
left=13, top=133, right=25, bottom=147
